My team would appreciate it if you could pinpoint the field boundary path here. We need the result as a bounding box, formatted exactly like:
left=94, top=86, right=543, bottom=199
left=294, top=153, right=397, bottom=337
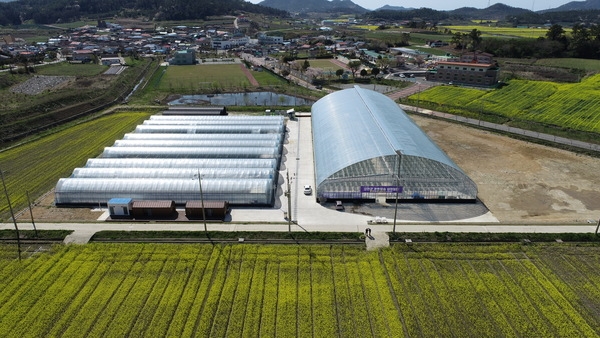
left=365, top=230, right=390, bottom=250
left=239, top=64, right=259, bottom=87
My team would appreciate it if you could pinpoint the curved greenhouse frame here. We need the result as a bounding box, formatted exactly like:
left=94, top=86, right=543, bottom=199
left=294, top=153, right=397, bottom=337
left=311, top=86, right=477, bottom=201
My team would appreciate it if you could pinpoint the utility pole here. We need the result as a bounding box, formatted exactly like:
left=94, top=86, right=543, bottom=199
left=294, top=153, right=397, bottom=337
left=26, top=190, right=38, bottom=238
left=1, top=169, right=21, bottom=261
left=197, top=170, right=207, bottom=234
left=286, top=170, right=292, bottom=232
left=393, top=151, right=402, bottom=234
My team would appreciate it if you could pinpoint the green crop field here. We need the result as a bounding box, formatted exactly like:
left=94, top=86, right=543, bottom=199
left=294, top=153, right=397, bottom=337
left=0, top=112, right=151, bottom=220
left=36, top=62, right=109, bottom=77
left=408, top=74, right=600, bottom=135
left=158, top=64, right=251, bottom=93
left=0, top=243, right=599, bottom=337
left=444, top=25, right=554, bottom=39
left=302, top=59, right=343, bottom=71
left=249, top=68, right=288, bottom=86
left=535, top=58, right=600, bottom=71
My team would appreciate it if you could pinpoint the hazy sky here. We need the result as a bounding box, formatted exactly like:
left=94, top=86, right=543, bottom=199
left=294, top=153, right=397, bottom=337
left=247, top=0, right=573, bottom=12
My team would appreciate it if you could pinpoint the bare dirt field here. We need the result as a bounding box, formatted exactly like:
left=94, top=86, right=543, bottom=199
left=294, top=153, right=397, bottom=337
left=20, top=115, right=600, bottom=224
left=413, top=115, right=600, bottom=223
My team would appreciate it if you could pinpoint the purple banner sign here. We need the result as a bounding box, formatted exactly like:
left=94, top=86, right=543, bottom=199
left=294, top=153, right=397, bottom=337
left=360, top=186, right=403, bottom=193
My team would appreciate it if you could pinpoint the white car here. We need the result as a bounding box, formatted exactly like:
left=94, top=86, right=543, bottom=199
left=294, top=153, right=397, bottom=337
left=303, top=185, right=312, bottom=195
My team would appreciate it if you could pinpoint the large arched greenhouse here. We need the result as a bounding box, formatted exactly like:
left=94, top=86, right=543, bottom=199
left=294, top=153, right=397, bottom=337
left=55, top=115, right=285, bottom=206
left=311, top=86, right=477, bottom=202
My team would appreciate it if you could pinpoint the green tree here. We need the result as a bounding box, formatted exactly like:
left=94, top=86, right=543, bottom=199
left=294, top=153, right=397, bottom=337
left=335, top=68, right=344, bottom=79
left=468, top=29, right=482, bottom=50
left=301, top=59, right=310, bottom=73
left=360, top=69, right=368, bottom=77
left=451, top=32, right=466, bottom=50
left=546, top=24, right=566, bottom=43
left=371, top=67, right=380, bottom=77
left=348, top=60, right=362, bottom=78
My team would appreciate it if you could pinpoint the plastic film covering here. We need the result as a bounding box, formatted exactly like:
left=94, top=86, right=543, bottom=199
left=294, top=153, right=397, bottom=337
left=72, top=168, right=275, bottom=179
left=134, top=125, right=283, bottom=134
left=55, top=178, right=274, bottom=205
left=151, top=115, right=283, bottom=122
left=112, top=139, right=281, bottom=149
left=101, top=147, right=280, bottom=159
left=144, top=117, right=284, bottom=125
left=85, top=158, right=278, bottom=169
left=122, top=133, right=282, bottom=142
left=311, top=86, right=477, bottom=200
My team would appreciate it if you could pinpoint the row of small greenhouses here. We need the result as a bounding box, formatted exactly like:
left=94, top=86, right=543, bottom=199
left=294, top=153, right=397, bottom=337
left=55, top=114, right=286, bottom=206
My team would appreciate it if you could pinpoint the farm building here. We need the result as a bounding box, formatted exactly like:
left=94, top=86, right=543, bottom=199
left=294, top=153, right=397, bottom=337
left=54, top=115, right=285, bottom=206
left=107, top=198, right=133, bottom=218
left=185, top=200, right=229, bottom=220
left=131, top=200, right=176, bottom=218
left=311, top=86, right=477, bottom=202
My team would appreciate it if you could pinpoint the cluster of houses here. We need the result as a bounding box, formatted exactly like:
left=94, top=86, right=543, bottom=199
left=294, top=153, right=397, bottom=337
left=1, top=17, right=499, bottom=87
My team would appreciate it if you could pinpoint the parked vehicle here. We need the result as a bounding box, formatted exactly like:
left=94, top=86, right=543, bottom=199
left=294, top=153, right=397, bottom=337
left=303, top=185, right=312, bottom=195
left=335, top=200, right=344, bottom=211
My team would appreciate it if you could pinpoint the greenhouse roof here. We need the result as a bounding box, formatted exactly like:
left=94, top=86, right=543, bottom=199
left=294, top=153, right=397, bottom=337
left=311, top=86, right=464, bottom=186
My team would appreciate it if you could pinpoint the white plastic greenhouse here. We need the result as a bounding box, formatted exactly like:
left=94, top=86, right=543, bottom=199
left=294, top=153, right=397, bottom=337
left=84, top=158, right=279, bottom=169
left=55, top=115, right=286, bottom=206
left=55, top=178, right=274, bottom=205
left=144, top=117, right=284, bottom=125
left=72, top=168, right=276, bottom=179
left=134, top=124, right=284, bottom=134
left=101, top=147, right=281, bottom=159
left=122, top=133, right=282, bottom=142
left=112, top=139, right=281, bottom=149
left=311, top=86, right=477, bottom=201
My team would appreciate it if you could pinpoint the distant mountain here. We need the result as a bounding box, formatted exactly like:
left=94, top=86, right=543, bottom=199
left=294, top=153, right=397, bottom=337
left=257, top=0, right=368, bottom=14
left=374, top=5, right=414, bottom=11
left=540, top=0, right=600, bottom=12
left=449, top=3, right=532, bottom=20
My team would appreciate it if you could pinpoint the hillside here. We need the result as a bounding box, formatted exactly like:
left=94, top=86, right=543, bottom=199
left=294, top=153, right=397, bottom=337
left=257, top=0, right=367, bottom=14
left=0, top=0, right=287, bottom=25
left=542, top=0, right=600, bottom=12
left=449, top=3, right=532, bottom=20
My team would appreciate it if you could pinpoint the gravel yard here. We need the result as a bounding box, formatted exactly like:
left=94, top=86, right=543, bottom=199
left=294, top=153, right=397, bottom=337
left=9, top=75, right=74, bottom=95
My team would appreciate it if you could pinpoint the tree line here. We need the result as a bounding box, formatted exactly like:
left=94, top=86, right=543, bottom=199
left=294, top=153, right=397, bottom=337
left=464, top=24, right=600, bottom=59
left=0, top=0, right=287, bottom=26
